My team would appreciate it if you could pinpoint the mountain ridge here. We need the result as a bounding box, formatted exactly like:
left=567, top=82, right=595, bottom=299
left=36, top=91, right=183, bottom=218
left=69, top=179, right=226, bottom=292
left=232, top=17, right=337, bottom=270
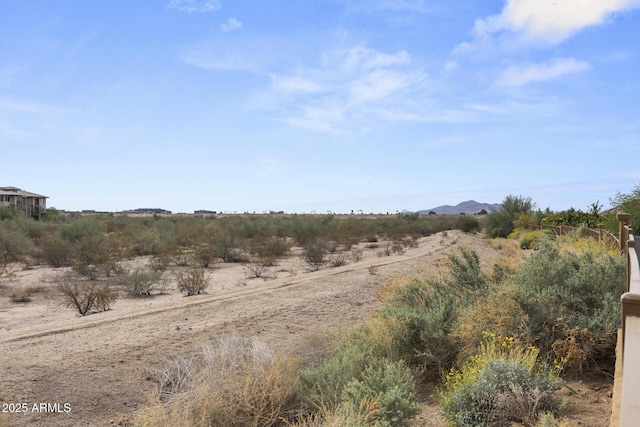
left=417, top=200, right=501, bottom=215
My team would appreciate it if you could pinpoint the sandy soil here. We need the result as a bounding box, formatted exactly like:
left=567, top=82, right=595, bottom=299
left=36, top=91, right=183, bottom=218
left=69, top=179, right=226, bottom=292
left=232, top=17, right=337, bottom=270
left=0, top=231, right=613, bottom=427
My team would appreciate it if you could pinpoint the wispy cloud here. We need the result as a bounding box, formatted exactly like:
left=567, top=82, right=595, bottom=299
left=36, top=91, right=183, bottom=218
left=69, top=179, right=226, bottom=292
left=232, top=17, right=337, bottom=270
left=267, top=44, right=426, bottom=132
left=221, top=17, right=243, bottom=32
left=474, top=0, right=640, bottom=45
left=168, top=0, right=221, bottom=13
left=497, top=57, right=591, bottom=86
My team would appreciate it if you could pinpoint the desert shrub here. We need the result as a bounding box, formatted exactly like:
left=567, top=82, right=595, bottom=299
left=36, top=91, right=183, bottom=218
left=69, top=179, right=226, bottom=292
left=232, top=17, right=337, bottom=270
left=518, top=229, right=555, bottom=249
left=350, top=248, right=364, bottom=262
left=39, top=235, right=74, bottom=267
left=51, top=272, right=117, bottom=315
left=0, top=206, right=16, bottom=221
left=9, top=285, right=43, bottom=303
left=148, top=255, right=171, bottom=274
left=116, top=266, right=164, bottom=296
left=210, top=229, right=243, bottom=263
left=447, top=246, right=486, bottom=290
left=243, top=261, right=269, bottom=278
left=455, top=215, right=480, bottom=233
left=71, top=231, right=113, bottom=280
left=339, top=359, right=419, bottom=427
left=171, top=251, right=191, bottom=267
left=454, top=288, right=530, bottom=361
left=247, top=236, right=290, bottom=266
left=301, top=242, right=327, bottom=271
left=485, top=195, right=533, bottom=238
left=299, top=345, right=418, bottom=427
left=289, top=215, right=330, bottom=247
left=401, top=236, right=419, bottom=248
left=192, top=244, right=216, bottom=268
left=140, top=337, right=300, bottom=427
left=174, top=267, right=210, bottom=296
left=439, top=335, right=561, bottom=427
left=390, top=243, right=405, bottom=254
left=377, top=278, right=460, bottom=373
left=327, top=253, right=348, bottom=268
left=377, top=244, right=391, bottom=257
left=509, top=238, right=625, bottom=371
left=0, top=223, right=29, bottom=262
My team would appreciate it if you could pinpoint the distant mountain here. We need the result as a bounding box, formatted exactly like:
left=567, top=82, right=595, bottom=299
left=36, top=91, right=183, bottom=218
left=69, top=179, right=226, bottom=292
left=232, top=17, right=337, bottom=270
left=417, top=200, right=501, bottom=215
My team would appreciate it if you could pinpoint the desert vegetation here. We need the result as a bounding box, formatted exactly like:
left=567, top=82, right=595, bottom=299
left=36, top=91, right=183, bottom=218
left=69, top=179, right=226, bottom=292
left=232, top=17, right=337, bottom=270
left=0, top=211, right=474, bottom=316
left=2, top=185, right=638, bottom=426
left=123, top=227, right=623, bottom=426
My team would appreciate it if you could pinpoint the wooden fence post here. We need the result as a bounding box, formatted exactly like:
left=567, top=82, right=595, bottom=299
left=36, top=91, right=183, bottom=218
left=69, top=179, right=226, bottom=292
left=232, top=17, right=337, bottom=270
left=618, top=213, right=631, bottom=253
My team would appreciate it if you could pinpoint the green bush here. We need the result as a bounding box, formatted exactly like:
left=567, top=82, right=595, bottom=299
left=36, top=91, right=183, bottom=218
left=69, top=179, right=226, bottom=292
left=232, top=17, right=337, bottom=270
left=301, top=242, right=327, bottom=271
left=116, top=266, right=164, bottom=296
left=447, top=247, right=486, bottom=291
left=509, top=238, right=625, bottom=371
left=440, top=337, right=561, bottom=427
left=39, top=235, right=74, bottom=267
left=518, top=229, right=555, bottom=249
left=485, top=195, right=533, bottom=238
left=339, top=359, right=419, bottom=427
left=299, top=344, right=370, bottom=409
left=455, top=215, right=480, bottom=233
left=0, top=223, right=29, bottom=262
left=377, top=278, right=460, bottom=373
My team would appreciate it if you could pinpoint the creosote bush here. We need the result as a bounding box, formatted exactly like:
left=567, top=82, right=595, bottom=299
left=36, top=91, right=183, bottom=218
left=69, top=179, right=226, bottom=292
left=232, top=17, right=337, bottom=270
left=301, top=242, right=327, bottom=271
left=116, top=266, right=164, bottom=296
left=174, top=267, right=210, bottom=296
left=50, top=272, right=117, bottom=315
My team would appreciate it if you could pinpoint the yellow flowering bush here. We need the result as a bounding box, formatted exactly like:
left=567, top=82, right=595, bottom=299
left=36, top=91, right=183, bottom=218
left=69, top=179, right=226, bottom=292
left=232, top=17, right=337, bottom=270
left=439, top=334, right=561, bottom=427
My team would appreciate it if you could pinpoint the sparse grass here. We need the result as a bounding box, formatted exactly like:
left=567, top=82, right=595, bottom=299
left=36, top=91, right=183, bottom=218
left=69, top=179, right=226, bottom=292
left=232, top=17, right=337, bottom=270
left=139, top=337, right=301, bottom=427
left=9, top=285, right=44, bottom=303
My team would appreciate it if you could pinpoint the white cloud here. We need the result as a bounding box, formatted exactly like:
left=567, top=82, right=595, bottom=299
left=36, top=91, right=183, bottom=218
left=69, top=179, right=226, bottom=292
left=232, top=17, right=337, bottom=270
left=168, top=0, right=221, bottom=13
left=221, top=17, right=243, bottom=32
left=498, top=57, right=591, bottom=86
left=475, top=0, right=640, bottom=44
left=334, top=45, right=411, bottom=72
left=349, top=69, right=423, bottom=103
left=272, top=45, right=425, bottom=132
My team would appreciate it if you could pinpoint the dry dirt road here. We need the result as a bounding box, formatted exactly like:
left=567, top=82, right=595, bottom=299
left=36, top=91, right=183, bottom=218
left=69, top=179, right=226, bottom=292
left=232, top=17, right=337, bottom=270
left=0, top=231, right=613, bottom=427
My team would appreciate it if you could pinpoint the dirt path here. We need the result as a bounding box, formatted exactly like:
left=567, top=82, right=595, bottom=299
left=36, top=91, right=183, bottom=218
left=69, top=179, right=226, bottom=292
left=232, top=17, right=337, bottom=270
left=0, top=231, right=614, bottom=427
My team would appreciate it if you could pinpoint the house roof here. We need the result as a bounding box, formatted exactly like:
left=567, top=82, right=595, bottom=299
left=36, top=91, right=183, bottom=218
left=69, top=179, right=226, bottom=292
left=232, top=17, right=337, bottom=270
left=0, top=187, right=48, bottom=198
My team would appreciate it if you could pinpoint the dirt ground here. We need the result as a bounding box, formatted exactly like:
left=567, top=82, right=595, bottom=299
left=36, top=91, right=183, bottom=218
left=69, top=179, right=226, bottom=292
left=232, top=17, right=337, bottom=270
left=0, top=230, right=614, bottom=427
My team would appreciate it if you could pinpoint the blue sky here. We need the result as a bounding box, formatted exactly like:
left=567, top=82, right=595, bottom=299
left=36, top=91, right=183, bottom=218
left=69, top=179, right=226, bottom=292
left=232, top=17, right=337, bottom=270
left=2, top=0, right=639, bottom=214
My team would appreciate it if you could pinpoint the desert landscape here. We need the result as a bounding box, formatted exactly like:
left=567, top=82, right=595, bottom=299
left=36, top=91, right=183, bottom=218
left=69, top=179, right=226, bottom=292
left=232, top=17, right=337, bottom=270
left=0, top=229, right=616, bottom=427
